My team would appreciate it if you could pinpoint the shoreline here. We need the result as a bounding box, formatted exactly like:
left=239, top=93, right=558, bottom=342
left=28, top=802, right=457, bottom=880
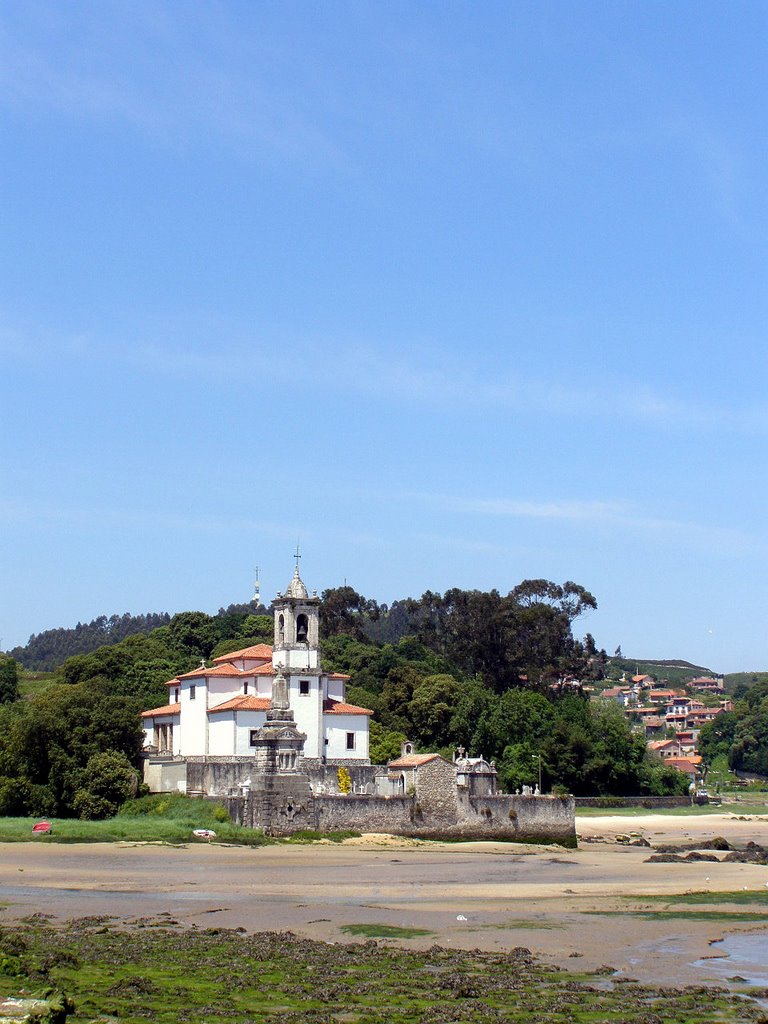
left=1, top=811, right=767, bottom=992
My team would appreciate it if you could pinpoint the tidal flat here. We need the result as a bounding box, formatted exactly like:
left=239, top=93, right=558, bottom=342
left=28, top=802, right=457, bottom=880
left=1, top=916, right=765, bottom=1024
left=1, top=811, right=768, bottom=1017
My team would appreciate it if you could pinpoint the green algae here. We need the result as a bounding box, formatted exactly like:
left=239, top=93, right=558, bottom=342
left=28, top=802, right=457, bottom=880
left=0, top=917, right=764, bottom=1023
left=340, top=924, right=434, bottom=938
left=623, top=890, right=768, bottom=906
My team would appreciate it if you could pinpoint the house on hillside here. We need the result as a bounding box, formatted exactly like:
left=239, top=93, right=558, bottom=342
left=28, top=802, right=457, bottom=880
left=690, top=676, right=724, bottom=693
left=600, top=686, right=633, bottom=706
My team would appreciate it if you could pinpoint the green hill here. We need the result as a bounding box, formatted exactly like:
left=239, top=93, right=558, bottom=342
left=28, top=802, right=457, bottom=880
left=604, top=657, right=716, bottom=689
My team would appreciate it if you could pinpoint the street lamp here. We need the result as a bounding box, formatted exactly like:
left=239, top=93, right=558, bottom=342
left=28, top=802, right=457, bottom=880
left=533, top=753, right=542, bottom=793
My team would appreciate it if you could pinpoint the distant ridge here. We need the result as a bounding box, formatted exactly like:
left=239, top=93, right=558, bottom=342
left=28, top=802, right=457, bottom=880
left=8, top=612, right=173, bottom=671
left=8, top=601, right=266, bottom=671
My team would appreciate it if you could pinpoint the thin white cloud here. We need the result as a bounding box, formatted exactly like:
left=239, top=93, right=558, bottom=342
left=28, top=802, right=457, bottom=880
left=0, top=497, right=297, bottom=540
left=420, top=491, right=761, bottom=556
left=3, top=321, right=767, bottom=436
left=0, top=6, right=348, bottom=167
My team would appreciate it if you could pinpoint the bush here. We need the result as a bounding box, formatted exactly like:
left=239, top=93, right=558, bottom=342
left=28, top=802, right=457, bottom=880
left=73, top=751, right=139, bottom=820
left=118, top=793, right=231, bottom=826
left=337, top=767, right=352, bottom=794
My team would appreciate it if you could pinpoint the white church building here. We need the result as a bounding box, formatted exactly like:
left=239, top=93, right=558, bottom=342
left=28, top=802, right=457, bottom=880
left=141, top=564, right=372, bottom=766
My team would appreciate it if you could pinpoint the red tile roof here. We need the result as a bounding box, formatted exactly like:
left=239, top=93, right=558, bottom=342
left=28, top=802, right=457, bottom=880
left=165, top=677, right=181, bottom=687
left=141, top=703, right=181, bottom=718
left=666, top=756, right=702, bottom=773
left=212, top=643, right=273, bottom=663
left=322, top=699, right=373, bottom=716
left=208, top=696, right=271, bottom=714
left=176, top=663, right=245, bottom=680
left=328, top=672, right=351, bottom=680
left=388, top=753, right=442, bottom=768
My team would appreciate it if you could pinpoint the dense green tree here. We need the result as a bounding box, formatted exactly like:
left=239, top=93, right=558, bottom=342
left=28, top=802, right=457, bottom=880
left=369, top=722, right=408, bottom=765
left=72, top=751, right=139, bottom=820
left=698, top=712, right=738, bottom=764
left=2, top=679, right=145, bottom=816
left=408, top=582, right=597, bottom=693
left=320, top=587, right=380, bottom=641
left=0, top=656, right=20, bottom=704
left=408, top=675, right=463, bottom=749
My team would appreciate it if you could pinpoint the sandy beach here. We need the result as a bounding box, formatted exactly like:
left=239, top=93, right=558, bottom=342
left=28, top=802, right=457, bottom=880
left=1, top=812, right=767, bottom=991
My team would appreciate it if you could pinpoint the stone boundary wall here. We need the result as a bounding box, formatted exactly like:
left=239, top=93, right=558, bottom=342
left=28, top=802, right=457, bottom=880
left=575, top=795, right=690, bottom=808
left=220, top=791, right=576, bottom=845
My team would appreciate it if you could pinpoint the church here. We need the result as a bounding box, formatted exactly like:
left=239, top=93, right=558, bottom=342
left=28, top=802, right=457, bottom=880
left=139, top=563, right=575, bottom=846
left=141, top=563, right=372, bottom=774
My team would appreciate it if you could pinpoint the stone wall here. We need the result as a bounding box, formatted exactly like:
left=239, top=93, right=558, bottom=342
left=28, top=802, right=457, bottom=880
left=314, top=794, right=415, bottom=833
left=144, top=757, right=186, bottom=794
left=221, top=790, right=575, bottom=844
left=574, top=795, right=690, bottom=809
left=414, top=756, right=459, bottom=824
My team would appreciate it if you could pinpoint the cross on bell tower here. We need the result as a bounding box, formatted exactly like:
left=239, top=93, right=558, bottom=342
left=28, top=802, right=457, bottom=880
left=273, top=552, right=321, bottom=671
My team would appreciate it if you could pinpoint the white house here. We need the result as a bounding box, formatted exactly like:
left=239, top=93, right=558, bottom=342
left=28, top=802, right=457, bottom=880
left=141, top=564, right=372, bottom=764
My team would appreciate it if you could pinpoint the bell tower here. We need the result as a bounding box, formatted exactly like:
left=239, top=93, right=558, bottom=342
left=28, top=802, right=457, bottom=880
left=273, top=551, right=321, bottom=672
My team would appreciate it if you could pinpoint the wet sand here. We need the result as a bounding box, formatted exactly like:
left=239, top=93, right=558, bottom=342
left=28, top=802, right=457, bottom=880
left=1, top=812, right=767, bottom=990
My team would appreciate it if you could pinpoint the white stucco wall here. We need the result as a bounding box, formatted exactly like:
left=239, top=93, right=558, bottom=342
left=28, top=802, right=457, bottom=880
left=325, top=677, right=346, bottom=701
left=234, top=711, right=267, bottom=755
left=179, top=674, right=208, bottom=755
left=290, top=675, right=322, bottom=758
left=325, top=714, right=370, bottom=760
left=207, top=675, right=248, bottom=707
left=208, top=712, right=236, bottom=755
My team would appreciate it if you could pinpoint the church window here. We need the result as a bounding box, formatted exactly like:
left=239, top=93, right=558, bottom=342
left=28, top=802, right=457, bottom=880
left=189, top=686, right=196, bottom=701
left=278, top=614, right=285, bottom=644
left=296, top=613, right=309, bottom=643
left=299, top=679, right=310, bottom=695
left=346, top=732, right=355, bottom=750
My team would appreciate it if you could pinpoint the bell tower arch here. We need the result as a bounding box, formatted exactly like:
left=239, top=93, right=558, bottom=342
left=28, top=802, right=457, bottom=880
left=272, top=556, right=321, bottom=671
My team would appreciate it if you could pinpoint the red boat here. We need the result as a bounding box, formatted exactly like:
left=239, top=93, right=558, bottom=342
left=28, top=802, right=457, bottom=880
left=32, top=821, right=52, bottom=834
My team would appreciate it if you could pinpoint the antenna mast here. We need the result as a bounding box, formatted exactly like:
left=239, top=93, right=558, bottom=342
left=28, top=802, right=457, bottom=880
left=253, top=565, right=261, bottom=605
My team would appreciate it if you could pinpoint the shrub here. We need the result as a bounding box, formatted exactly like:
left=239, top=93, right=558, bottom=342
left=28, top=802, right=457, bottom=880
left=337, top=766, right=352, bottom=794
left=73, top=751, right=138, bottom=820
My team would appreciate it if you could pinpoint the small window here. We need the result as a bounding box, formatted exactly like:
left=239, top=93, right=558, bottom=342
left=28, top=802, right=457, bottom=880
left=174, top=688, right=179, bottom=703
left=299, top=679, right=310, bottom=695
left=244, top=681, right=249, bottom=694
left=346, top=732, right=355, bottom=750
left=189, top=685, right=196, bottom=701
left=249, top=730, right=258, bottom=747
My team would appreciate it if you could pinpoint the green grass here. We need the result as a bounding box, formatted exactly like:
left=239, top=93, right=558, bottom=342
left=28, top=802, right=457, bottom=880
left=0, top=815, right=271, bottom=846
left=624, top=890, right=768, bottom=906
left=17, top=669, right=57, bottom=699
left=283, top=829, right=362, bottom=843
left=0, top=797, right=360, bottom=847
left=472, top=919, right=564, bottom=931
left=340, top=923, right=434, bottom=939
left=584, top=910, right=768, bottom=922
left=0, top=918, right=761, bottom=1023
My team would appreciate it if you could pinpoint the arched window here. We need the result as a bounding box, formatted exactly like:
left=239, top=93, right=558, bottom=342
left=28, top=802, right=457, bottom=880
left=278, top=613, right=285, bottom=644
left=296, top=613, right=309, bottom=643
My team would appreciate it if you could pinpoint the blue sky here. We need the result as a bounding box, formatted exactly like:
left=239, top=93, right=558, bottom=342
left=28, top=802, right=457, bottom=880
left=1, top=2, right=767, bottom=671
